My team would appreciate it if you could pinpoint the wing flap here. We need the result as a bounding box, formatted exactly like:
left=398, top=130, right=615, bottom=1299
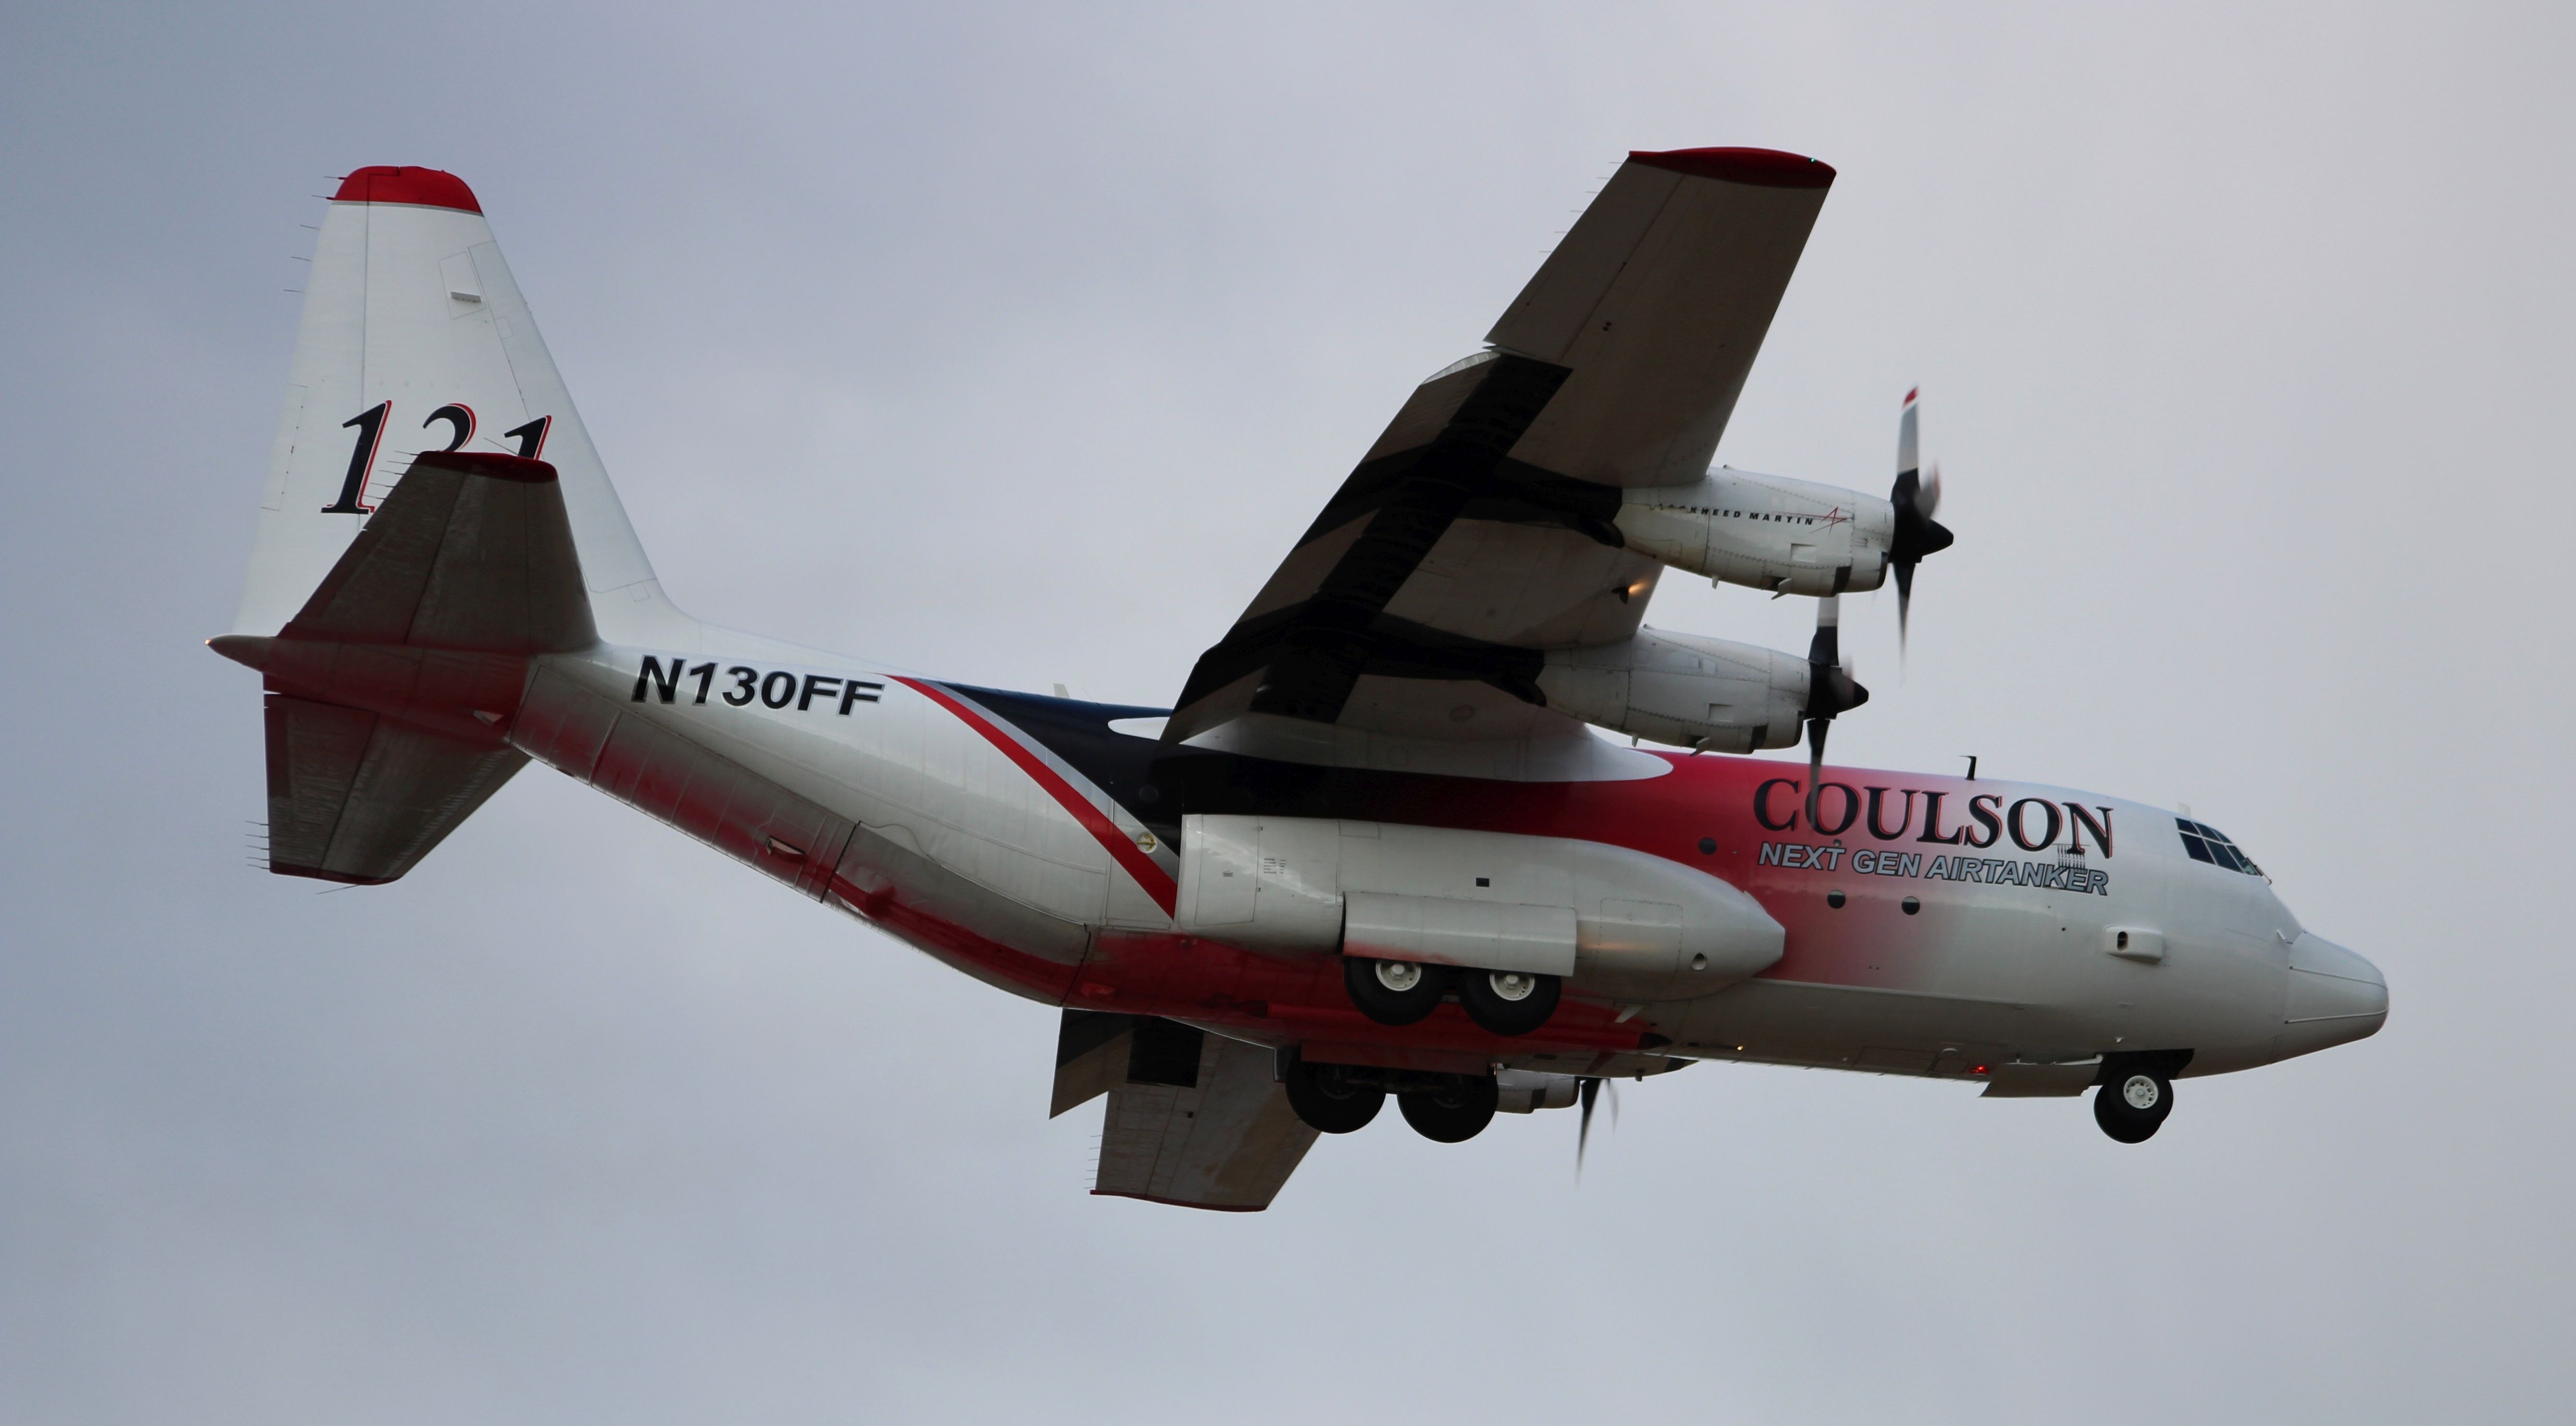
left=1093, top=1030, right=1318, bottom=1212
left=1051, top=1010, right=1139, bottom=1117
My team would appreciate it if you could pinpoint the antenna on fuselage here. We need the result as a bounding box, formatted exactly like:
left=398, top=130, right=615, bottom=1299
left=1962, top=755, right=1977, bottom=781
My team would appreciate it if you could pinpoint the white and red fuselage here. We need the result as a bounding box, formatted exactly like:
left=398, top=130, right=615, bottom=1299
left=475, top=638, right=2380, bottom=1089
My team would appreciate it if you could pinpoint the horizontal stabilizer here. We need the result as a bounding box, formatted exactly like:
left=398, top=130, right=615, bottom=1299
left=284, top=451, right=596, bottom=653
left=263, top=694, right=526, bottom=884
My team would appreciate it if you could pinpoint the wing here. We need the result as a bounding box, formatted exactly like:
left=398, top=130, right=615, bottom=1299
left=1168, top=149, right=1833, bottom=761
left=1056, top=1014, right=1319, bottom=1212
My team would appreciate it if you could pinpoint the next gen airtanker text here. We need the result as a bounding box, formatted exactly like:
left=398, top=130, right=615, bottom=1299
left=1757, top=840, right=2111, bottom=895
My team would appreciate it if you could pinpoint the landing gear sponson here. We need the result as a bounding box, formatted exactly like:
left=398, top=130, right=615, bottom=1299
left=1342, top=956, right=1564, bottom=1037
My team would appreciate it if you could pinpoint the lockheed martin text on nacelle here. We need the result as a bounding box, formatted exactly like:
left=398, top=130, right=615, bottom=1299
left=211, top=155, right=2385, bottom=1210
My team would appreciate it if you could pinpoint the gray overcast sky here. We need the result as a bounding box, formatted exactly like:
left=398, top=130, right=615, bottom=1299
left=5, top=3, right=2571, bottom=1421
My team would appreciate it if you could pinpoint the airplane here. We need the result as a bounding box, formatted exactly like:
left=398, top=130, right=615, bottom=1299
left=212, top=151, right=2387, bottom=1212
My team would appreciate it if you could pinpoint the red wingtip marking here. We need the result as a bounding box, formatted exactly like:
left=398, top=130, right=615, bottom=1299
left=1627, top=147, right=1835, bottom=189
left=411, top=450, right=557, bottom=483
left=332, top=165, right=482, bottom=214
left=1904, top=386, right=1919, bottom=405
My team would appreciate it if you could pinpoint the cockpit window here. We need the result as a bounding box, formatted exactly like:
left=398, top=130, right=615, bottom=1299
left=2176, top=818, right=2264, bottom=876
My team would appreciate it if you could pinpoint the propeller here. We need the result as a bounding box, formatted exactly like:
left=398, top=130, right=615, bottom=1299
left=1577, top=1075, right=1621, bottom=1174
left=1801, top=594, right=1869, bottom=824
left=1889, top=388, right=1955, bottom=653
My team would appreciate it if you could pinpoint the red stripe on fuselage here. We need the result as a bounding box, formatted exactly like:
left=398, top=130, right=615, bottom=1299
left=890, top=676, right=1179, bottom=917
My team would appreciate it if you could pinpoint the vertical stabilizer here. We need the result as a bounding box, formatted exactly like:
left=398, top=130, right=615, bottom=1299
left=235, top=165, right=690, bottom=645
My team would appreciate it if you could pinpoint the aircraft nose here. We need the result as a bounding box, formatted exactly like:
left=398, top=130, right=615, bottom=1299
left=2278, top=933, right=2388, bottom=1057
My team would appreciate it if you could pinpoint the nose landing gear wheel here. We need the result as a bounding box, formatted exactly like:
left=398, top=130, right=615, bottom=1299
left=1283, top=1059, right=1384, bottom=1134
left=2093, top=1071, right=2174, bottom=1143
left=1344, top=956, right=1449, bottom=1026
left=1459, top=969, right=1561, bottom=1037
left=1397, top=1077, right=1500, bottom=1143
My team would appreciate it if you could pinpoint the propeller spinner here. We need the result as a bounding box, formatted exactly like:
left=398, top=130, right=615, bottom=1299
left=1890, top=388, right=1956, bottom=651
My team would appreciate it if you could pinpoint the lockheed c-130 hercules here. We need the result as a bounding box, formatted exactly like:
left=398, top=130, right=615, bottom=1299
left=213, top=150, right=2387, bottom=1210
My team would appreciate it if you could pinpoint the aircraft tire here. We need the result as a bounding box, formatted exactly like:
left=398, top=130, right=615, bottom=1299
left=1398, top=1077, right=1500, bottom=1143
left=1460, top=970, right=1561, bottom=1037
left=1284, top=1060, right=1384, bottom=1135
left=2093, top=1071, right=2173, bottom=1143
left=1344, top=956, right=1448, bottom=1026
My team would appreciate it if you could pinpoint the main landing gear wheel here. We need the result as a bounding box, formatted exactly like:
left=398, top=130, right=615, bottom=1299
left=1398, top=1077, right=1500, bottom=1143
left=1344, top=956, right=1448, bottom=1026
left=2094, top=1070, right=2174, bottom=1143
left=1459, top=969, right=1561, bottom=1037
left=1283, top=1059, right=1384, bottom=1135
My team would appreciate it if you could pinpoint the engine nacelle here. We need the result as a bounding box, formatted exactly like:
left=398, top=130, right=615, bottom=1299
left=1172, top=815, right=1784, bottom=1002
left=1537, top=628, right=1806, bottom=752
left=1616, top=466, right=1895, bottom=597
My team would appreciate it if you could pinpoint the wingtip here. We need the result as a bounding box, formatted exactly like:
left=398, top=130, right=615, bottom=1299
left=1626, top=147, right=1836, bottom=189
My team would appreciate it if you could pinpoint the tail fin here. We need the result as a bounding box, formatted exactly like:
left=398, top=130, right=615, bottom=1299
left=222, top=165, right=685, bottom=882
left=234, top=165, right=689, bottom=645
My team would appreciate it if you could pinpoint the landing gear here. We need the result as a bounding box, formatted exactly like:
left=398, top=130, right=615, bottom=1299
left=2094, top=1070, right=2174, bottom=1143
left=1280, top=1056, right=1500, bottom=1142
left=1460, top=969, right=1561, bottom=1037
left=1283, top=1058, right=1385, bottom=1134
left=1398, top=1076, right=1499, bottom=1143
left=1344, top=956, right=1448, bottom=1026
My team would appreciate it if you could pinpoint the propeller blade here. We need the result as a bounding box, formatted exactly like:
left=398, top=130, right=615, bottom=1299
left=1804, top=593, right=1840, bottom=824
left=1806, top=716, right=1830, bottom=823
left=1895, top=557, right=1916, bottom=655
left=1577, top=1077, right=1601, bottom=1173
left=1799, top=593, right=1865, bottom=823
left=1806, top=591, right=1841, bottom=669
left=1889, top=394, right=1951, bottom=653
left=1898, top=387, right=1919, bottom=482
